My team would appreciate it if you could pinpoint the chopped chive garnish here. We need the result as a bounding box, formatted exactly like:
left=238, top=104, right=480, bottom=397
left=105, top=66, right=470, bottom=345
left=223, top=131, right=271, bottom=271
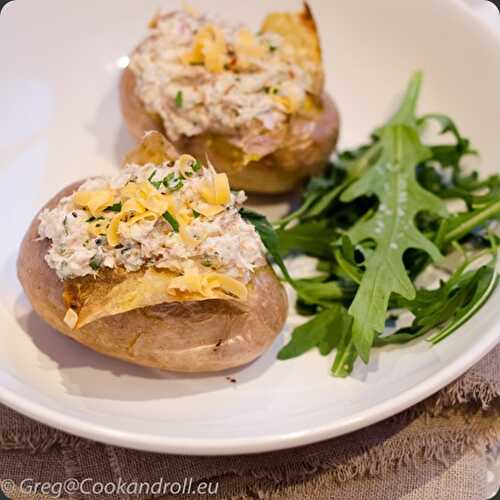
left=162, top=172, right=175, bottom=188
left=148, top=170, right=162, bottom=189
left=162, top=172, right=183, bottom=192
left=162, top=211, right=179, bottom=232
left=192, top=209, right=201, bottom=218
left=175, top=90, right=183, bottom=108
left=169, top=179, right=183, bottom=192
left=104, top=202, right=122, bottom=212
left=86, top=216, right=104, bottom=223
left=89, top=256, right=100, bottom=271
left=265, top=85, right=279, bottom=95
left=192, top=160, right=201, bottom=172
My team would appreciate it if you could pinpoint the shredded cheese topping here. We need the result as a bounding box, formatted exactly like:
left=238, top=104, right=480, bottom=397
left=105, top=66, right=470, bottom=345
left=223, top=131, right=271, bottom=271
left=38, top=157, right=266, bottom=299
left=63, top=308, right=79, bottom=329
left=128, top=9, right=314, bottom=154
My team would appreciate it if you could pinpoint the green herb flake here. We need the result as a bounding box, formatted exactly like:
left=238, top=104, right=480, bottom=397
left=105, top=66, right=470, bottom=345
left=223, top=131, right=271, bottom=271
left=169, top=179, right=183, bottom=192
left=192, top=160, right=202, bottom=172
left=86, top=216, right=104, bottom=223
left=162, top=211, right=179, bottom=232
left=175, top=90, right=183, bottom=108
left=162, top=173, right=183, bottom=192
left=162, top=172, right=175, bottom=186
left=104, top=202, right=122, bottom=213
left=170, top=178, right=184, bottom=191
left=89, top=256, right=101, bottom=271
left=148, top=170, right=162, bottom=189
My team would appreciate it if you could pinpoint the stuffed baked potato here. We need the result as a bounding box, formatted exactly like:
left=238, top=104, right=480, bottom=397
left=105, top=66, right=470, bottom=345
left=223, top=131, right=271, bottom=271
left=17, top=133, right=287, bottom=372
left=120, top=4, right=340, bottom=194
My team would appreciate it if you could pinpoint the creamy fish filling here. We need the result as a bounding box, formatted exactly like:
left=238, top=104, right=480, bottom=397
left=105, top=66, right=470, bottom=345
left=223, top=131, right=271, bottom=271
left=128, top=9, right=312, bottom=146
left=38, top=159, right=266, bottom=284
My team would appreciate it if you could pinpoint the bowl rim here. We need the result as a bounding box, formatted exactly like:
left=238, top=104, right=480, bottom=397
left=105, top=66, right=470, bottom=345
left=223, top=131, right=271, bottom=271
left=0, top=0, right=499, bottom=455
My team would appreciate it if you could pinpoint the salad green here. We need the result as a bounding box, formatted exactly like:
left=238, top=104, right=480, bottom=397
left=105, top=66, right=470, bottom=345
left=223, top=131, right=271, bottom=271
left=242, top=72, right=499, bottom=377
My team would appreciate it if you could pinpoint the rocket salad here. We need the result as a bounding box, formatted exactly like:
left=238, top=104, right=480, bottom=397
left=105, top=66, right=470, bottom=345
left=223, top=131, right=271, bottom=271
left=242, top=72, right=499, bottom=377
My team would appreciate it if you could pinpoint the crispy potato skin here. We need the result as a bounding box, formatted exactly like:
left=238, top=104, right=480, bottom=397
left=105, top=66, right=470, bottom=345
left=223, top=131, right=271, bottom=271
left=120, top=68, right=340, bottom=194
left=17, top=183, right=288, bottom=372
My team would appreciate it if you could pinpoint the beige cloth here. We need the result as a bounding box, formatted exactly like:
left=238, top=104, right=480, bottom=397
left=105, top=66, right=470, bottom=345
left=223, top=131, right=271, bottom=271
left=0, top=345, right=498, bottom=500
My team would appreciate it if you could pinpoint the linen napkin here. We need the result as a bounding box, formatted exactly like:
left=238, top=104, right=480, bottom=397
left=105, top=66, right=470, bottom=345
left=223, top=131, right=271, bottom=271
left=0, top=345, right=498, bottom=500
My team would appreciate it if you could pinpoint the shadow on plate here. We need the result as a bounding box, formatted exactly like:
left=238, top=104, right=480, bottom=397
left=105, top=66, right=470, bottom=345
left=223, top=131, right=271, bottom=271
left=14, top=294, right=283, bottom=402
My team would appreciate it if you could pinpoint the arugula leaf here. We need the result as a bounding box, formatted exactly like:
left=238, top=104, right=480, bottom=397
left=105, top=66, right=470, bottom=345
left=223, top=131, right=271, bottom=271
left=331, top=327, right=357, bottom=377
left=239, top=208, right=294, bottom=284
left=337, top=143, right=382, bottom=180
left=276, top=170, right=341, bottom=227
left=376, top=256, right=498, bottom=346
left=320, top=307, right=353, bottom=356
left=278, top=305, right=354, bottom=364
left=276, top=220, right=335, bottom=258
left=418, top=113, right=476, bottom=168
left=271, top=71, right=498, bottom=378
left=293, top=277, right=356, bottom=306
left=278, top=306, right=344, bottom=359
left=276, top=147, right=379, bottom=228
left=341, top=124, right=446, bottom=362
left=241, top=208, right=350, bottom=307
left=382, top=71, right=423, bottom=130
left=331, top=236, right=363, bottom=284
left=429, top=259, right=498, bottom=343
left=439, top=199, right=500, bottom=246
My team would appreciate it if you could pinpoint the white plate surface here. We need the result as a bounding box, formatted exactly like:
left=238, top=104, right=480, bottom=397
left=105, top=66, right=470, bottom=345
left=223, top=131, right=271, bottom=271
left=0, top=0, right=499, bottom=455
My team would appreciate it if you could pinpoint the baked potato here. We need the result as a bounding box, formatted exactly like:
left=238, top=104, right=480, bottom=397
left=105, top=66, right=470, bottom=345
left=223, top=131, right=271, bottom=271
left=120, top=4, right=340, bottom=194
left=17, top=133, right=288, bottom=372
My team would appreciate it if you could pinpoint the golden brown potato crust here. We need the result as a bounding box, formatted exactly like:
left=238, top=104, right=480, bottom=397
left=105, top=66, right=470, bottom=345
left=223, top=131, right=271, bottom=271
left=120, top=67, right=340, bottom=194
left=17, top=183, right=288, bottom=372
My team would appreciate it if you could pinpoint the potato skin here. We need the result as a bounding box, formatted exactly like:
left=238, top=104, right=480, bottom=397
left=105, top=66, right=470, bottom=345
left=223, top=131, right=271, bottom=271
left=120, top=68, right=340, bottom=194
left=17, top=182, right=288, bottom=372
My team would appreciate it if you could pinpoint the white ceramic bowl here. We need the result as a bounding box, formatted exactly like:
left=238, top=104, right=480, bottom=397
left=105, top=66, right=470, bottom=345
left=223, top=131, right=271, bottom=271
left=0, top=0, right=499, bottom=455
